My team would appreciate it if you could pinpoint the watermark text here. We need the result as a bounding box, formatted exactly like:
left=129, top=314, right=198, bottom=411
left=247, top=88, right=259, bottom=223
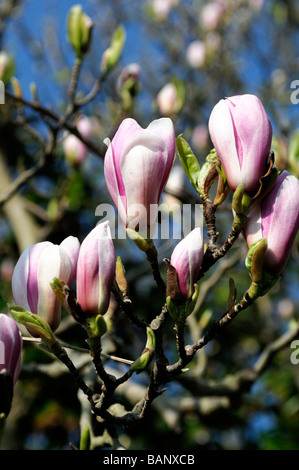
left=95, top=201, right=203, bottom=240
left=0, top=340, right=5, bottom=365
left=290, top=80, right=299, bottom=104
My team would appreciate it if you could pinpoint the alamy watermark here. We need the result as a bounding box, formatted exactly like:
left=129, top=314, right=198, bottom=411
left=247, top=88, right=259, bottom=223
left=0, top=340, right=5, bottom=365
left=290, top=340, right=299, bottom=364
left=0, top=80, right=5, bottom=104
left=290, top=80, right=299, bottom=104
left=95, top=201, right=204, bottom=240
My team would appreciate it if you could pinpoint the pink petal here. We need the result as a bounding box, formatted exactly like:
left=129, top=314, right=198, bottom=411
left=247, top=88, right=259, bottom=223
left=0, top=314, right=22, bottom=385
left=264, top=172, right=299, bottom=274
left=233, top=95, right=272, bottom=192
left=208, top=99, right=242, bottom=190
left=76, top=222, right=116, bottom=315
left=146, top=118, right=176, bottom=198
left=60, top=236, right=80, bottom=284
left=11, top=242, right=52, bottom=314
left=242, top=202, right=263, bottom=247
left=104, top=141, right=127, bottom=225
left=120, top=134, right=169, bottom=231
left=11, top=246, right=30, bottom=312
left=170, top=227, right=204, bottom=298
left=37, top=245, right=72, bottom=331
left=97, top=222, right=116, bottom=315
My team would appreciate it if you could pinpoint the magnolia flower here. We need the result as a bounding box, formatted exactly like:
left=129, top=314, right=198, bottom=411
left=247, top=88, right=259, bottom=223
left=243, top=171, right=299, bottom=275
left=170, top=227, right=204, bottom=299
left=11, top=236, right=80, bottom=332
left=63, top=115, right=95, bottom=166
left=76, top=222, right=116, bottom=316
left=199, top=1, right=225, bottom=31
left=150, top=0, right=179, bottom=20
left=104, top=117, right=176, bottom=233
left=116, top=63, right=141, bottom=96
left=186, top=40, right=206, bottom=68
left=156, top=83, right=182, bottom=116
left=208, top=94, right=272, bottom=192
left=0, top=314, right=22, bottom=386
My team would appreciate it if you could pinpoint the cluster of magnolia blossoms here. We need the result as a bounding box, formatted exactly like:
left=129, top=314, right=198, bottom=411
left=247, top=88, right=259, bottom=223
left=3, top=95, right=299, bottom=400
left=103, top=116, right=204, bottom=301
left=209, top=93, right=299, bottom=279
left=11, top=222, right=116, bottom=334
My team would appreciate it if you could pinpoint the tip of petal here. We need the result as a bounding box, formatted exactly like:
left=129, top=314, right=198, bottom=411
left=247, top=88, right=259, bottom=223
left=103, top=137, right=111, bottom=147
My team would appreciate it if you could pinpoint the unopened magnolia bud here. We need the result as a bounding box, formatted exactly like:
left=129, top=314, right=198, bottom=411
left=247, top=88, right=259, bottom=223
left=0, top=51, right=14, bottom=84
left=156, top=79, right=185, bottom=116
left=117, top=63, right=141, bottom=110
left=129, top=327, right=155, bottom=373
left=11, top=77, right=22, bottom=98
left=169, top=228, right=204, bottom=300
left=100, top=25, right=126, bottom=74
left=186, top=40, right=206, bottom=68
left=67, top=5, right=93, bottom=60
left=30, top=82, right=39, bottom=103
left=209, top=94, right=272, bottom=193
left=243, top=171, right=299, bottom=275
left=197, top=149, right=220, bottom=197
left=10, top=306, right=56, bottom=346
left=104, top=117, right=175, bottom=233
left=80, top=425, right=91, bottom=451
left=115, top=256, right=128, bottom=294
left=12, top=237, right=80, bottom=334
left=76, top=222, right=116, bottom=316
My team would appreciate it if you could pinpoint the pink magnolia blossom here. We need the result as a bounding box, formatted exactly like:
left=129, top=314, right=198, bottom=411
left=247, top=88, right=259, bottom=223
left=200, top=1, right=225, bottom=31
left=156, top=83, right=182, bottom=116
left=208, top=94, right=272, bottom=192
left=76, top=222, right=116, bottom=316
left=63, top=115, right=96, bottom=165
left=243, top=171, right=299, bottom=275
left=0, top=314, right=22, bottom=385
left=186, top=40, right=206, bottom=68
left=104, top=117, right=176, bottom=232
left=11, top=236, right=80, bottom=332
left=170, top=227, right=204, bottom=299
left=150, top=0, right=179, bottom=20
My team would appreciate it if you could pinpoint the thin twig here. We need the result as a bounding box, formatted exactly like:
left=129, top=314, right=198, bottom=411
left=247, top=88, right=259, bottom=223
left=22, top=336, right=134, bottom=365
left=5, top=91, right=105, bottom=158
left=0, top=127, right=56, bottom=208
left=0, top=150, right=45, bottom=208
left=67, top=58, right=82, bottom=113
